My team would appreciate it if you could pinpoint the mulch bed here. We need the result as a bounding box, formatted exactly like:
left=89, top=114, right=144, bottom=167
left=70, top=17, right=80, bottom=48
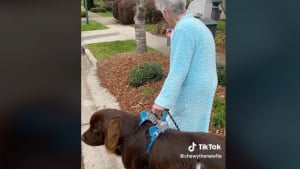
left=97, top=52, right=225, bottom=136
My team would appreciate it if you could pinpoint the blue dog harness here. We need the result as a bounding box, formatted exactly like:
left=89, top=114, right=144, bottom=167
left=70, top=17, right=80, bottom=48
left=139, top=110, right=180, bottom=169
left=139, top=110, right=169, bottom=154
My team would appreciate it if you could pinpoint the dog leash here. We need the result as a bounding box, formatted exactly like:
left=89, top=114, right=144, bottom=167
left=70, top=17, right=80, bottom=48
left=164, top=109, right=180, bottom=131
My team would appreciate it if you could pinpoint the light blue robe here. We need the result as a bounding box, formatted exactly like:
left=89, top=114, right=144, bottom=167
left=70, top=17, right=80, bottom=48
left=155, top=14, right=218, bottom=132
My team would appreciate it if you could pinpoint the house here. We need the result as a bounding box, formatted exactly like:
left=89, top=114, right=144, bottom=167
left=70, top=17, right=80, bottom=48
left=186, top=0, right=226, bottom=20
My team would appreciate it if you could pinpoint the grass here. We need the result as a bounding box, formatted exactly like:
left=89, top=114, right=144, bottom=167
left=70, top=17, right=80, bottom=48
left=97, top=11, right=113, bottom=17
left=144, top=23, right=156, bottom=32
left=213, top=20, right=226, bottom=133
left=216, top=20, right=226, bottom=31
left=215, top=20, right=226, bottom=48
left=141, top=87, right=155, bottom=98
left=88, top=40, right=157, bottom=61
left=215, top=30, right=226, bottom=47
left=212, top=97, right=226, bottom=129
left=217, top=64, right=226, bottom=87
left=81, top=20, right=108, bottom=31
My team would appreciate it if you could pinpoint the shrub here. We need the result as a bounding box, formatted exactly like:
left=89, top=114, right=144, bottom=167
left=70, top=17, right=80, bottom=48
left=118, top=0, right=135, bottom=24
left=112, top=0, right=163, bottom=24
left=128, top=61, right=163, bottom=87
left=81, top=11, right=86, bottom=17
left=217, top=64, right=226, bottom=87
left=112, top=0, right=121, bottom=19
left=100, top=8, right=107, bottom=12
left=90, top=7, right=107, bottom=12
left=106, top=0, right=113, bottom=11
left=212, top=97, right=226, bottom=129
left=94, top=0, right=111, bottom=11
left=145, top=0, right=163, bottom=23
left=154, top=20, right=168, bottom=34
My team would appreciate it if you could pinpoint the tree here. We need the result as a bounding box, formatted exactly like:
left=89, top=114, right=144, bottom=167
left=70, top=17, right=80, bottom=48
left=185, top=0, right=192, bottom=9
left=134, top=0, right=147, bottom=54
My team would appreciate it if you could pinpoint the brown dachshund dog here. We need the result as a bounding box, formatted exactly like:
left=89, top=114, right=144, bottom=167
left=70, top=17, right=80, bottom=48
left=82, top=108, right=225, bottom=169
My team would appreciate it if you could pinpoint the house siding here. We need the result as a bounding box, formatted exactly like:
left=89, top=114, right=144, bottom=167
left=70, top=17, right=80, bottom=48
left=187, top=0, right=226, bottom=20
left=203, top=0, right=212, bottom=18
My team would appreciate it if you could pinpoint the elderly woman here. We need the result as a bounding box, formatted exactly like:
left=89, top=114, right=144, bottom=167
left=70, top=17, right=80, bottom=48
left=152, top=0, right=218, bottom=132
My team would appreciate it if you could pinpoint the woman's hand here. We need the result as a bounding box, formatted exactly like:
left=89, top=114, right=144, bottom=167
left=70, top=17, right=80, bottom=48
left=162, top=9, right=177, bottom=27
left=152, top=104, right=165, bottom=114
left=166, top=28, right=172, bottom=37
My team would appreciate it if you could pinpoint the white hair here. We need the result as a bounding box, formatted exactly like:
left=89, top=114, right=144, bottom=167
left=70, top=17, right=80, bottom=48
left=155, top=0, right=186, bottom=17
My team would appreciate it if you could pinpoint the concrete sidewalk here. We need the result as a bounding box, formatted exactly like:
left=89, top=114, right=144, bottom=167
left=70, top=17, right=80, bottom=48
left=82, top=12, right=225, bottom=65
left=81, top=13, right=127, bottom=169
left=82, top=12, right=170, bottom=55
left=81, top=49, right=124, bottom=169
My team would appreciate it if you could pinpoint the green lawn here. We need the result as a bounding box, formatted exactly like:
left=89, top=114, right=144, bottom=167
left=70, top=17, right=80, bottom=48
left=216, top=20, right=226, bottom=31
left=144, top=23, right=156, bottom=32
left=215, top=20, right=226, bottom=47
left=212, top=96, right=226, bottom=130
left=81, top=20, right=108, bottom=31
left=215, top=30, right=225, bottom=46
left=97, top=11, right=113, bottom=17
left=88, top=40, right=157, bottom=61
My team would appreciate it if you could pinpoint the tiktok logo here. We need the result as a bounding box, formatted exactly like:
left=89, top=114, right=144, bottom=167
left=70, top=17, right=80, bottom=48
left=188, top=141, right=197, bottom=152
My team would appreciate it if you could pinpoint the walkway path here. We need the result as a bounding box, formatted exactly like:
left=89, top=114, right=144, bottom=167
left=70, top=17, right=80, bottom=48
left=81, top=12, right=225, bottom=65
left=81, top=49, right=124, bottom=169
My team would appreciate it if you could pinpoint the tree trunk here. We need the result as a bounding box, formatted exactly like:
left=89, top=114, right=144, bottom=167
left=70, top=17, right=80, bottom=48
left=134, top=0, right=147, bottom=54
left=185, top=0, right=191, bottom=9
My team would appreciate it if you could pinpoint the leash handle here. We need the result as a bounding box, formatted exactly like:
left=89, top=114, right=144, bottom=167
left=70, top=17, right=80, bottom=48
left=164, top=109, right=180, bottom=131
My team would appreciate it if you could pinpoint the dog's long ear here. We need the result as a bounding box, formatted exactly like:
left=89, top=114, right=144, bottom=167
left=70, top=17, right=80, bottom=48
left=104, top=116, right=121, bottom=153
